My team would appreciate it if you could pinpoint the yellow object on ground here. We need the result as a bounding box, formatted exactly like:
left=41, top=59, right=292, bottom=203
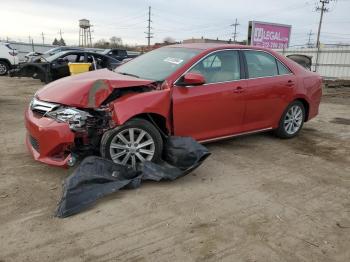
left=68, top=63, right=92, bottom=75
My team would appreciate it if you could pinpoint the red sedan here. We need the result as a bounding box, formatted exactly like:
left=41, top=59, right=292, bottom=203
left=25, top=43, right=322, bottom=168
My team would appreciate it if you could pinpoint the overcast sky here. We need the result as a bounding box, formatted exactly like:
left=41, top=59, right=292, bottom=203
left=1, top=0, right=349, bottom=46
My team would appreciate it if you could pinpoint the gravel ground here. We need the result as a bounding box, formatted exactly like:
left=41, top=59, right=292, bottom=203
left=0, top=76, right=349, bottom=262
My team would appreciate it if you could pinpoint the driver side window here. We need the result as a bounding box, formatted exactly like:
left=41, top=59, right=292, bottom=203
left=62, top=54, right=78, bottom=63
left=189, top=50, right=240, bottom=84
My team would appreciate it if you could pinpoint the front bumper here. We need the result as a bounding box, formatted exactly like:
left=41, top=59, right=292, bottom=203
left=25, top=107, right=75, bottom=167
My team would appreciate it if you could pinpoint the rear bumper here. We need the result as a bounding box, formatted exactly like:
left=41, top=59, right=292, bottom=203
left=308, top=87, right=322, bottom=121
left=25, top=107, right=75, bottom=167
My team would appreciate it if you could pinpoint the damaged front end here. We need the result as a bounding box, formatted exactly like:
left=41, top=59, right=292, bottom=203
left=25, top=74, right=169, bottom=167
left=27, top=97, right=113, bottom=166
left=10, top=63, right=51, bottom=83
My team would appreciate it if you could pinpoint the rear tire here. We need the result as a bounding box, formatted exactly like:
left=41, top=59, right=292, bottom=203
left=0, top=61, right=9, bottom=76
left=100, top=118, right=163, bottom=168
left=274, top=101, right=305, bottom=138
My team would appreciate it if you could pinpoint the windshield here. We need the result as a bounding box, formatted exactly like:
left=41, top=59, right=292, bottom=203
left=5, top=44, right=15, bottom=50
left=44, top=47, right=60, bottom=55
left=41, top=51, right=70, bottom=62
left=115, top=47, right=201, bottom=81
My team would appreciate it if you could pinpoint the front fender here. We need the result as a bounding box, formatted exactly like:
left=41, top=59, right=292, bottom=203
left=111, top=89, right=171, bottom=126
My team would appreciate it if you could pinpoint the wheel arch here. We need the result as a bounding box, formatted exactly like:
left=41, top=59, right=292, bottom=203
left=0, top=58, right=11, bottom=67
left=125, top=113, right=169, bottom=137
left=110, top=89, right=172, bottom=134
left=293, top=97, right=310, bottom=121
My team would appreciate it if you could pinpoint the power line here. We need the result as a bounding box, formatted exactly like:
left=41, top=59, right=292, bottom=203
left=230, top=18, right=240, bottom=42
left=145, top=6, right=153, bottom=47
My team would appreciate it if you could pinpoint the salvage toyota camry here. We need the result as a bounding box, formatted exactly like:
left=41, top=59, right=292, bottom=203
left=25, top=43, right=322, bottom=168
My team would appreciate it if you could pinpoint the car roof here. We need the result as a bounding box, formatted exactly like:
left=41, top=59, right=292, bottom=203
left=57, top=50, right=111, bottom=57
left=167, top=43, right=270, bottom=52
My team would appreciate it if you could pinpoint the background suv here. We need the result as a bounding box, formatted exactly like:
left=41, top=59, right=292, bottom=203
left=0, top=42, right=19, bottom=75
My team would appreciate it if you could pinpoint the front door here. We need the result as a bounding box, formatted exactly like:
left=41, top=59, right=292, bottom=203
left=172, top=50, right=247, bottom=141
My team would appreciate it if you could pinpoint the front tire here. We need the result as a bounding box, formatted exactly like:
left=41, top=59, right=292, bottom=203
left=100, top=118, right=163, bottom=168
left=275, top=101, right=305, bottom=138
left=0, top=61, right=9, bottom=76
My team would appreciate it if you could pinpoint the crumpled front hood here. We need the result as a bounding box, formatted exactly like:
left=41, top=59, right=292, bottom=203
left=36, top=69, right=154, bottom=108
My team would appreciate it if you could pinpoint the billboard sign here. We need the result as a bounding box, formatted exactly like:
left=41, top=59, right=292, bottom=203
left=248, top=21, right=291, bottom=49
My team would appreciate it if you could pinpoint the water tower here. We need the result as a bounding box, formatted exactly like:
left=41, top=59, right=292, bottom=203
left=79, top=19, right=92, bottom=47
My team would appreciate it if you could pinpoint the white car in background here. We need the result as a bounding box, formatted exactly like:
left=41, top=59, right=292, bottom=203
left=0, top=42, right=19, bottom=75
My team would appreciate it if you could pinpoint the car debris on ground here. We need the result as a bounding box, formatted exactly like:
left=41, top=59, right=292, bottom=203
left=55, top=136, right=210, bottom=218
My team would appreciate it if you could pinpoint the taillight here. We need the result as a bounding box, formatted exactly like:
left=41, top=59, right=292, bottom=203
left=9, top=51, right=17, bottom=56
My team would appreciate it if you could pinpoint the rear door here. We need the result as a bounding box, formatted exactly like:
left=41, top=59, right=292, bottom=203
left=172, top=50, right=247, bottom=141
left=242, top=50, right=296, bottom=131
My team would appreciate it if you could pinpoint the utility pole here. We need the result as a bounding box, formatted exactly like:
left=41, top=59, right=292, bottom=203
left=307, top=30, right=314, bottom=47
left=315, top=0, right=333, bottom=72
left=41, top=32, right=45, bottom=45
left=231, top=18, right=240, bottom=43
left=316, top=0, right=331, bottom=48
left=145, top=6, right=153, bottom=48
left=58, top=29, right=63, bottom=39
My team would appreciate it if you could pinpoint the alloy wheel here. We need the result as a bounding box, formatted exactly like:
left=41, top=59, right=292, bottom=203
left=283, top=105, right=303, bottom=135
left=109, top=127, right=155, bottom=169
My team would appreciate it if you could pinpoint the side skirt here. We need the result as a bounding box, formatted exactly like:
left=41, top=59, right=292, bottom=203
left=198, top=127, right=273, bottom=144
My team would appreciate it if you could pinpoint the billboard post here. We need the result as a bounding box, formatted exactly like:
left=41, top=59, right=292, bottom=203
left=248, top=21, right=291, bottom=49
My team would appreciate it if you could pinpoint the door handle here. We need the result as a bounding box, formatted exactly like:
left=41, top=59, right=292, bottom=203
left=233, top=86, right=244, bottom=93
left=286, top=80, right=294, bottom=87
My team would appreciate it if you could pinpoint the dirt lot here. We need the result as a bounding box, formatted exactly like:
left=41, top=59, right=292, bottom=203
left=0, top=77, right=349, bottom=262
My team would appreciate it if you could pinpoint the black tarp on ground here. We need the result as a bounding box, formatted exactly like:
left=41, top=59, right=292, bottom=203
left=55, top=136, right=210, bottom=218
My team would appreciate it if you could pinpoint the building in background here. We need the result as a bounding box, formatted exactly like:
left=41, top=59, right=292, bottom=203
left=183, top=37, right=246, bottom=45
left=183, top=37, right=230, bottom=44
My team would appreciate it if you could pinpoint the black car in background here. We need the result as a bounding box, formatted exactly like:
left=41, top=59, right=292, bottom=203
left=99, top=48, right=139, bottom=61
left=25, top=47, right=85, bottom=62
left=10, top=50, right=121, bottom=83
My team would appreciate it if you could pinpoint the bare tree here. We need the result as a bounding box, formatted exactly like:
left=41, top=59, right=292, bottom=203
left=93, top=39, right=110, bottom=48
left=110, top=36, right=123, bottom=48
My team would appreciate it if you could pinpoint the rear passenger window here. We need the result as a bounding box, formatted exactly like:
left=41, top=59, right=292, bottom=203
left=244, top=51, right=278, bottom=78
left=277, top=60, right=291, bottom=75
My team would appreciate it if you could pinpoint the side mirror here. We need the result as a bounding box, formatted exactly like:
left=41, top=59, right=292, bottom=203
left=57, top=58, right=66, bottom=64
left=179, top=72, right=206, bottom=86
